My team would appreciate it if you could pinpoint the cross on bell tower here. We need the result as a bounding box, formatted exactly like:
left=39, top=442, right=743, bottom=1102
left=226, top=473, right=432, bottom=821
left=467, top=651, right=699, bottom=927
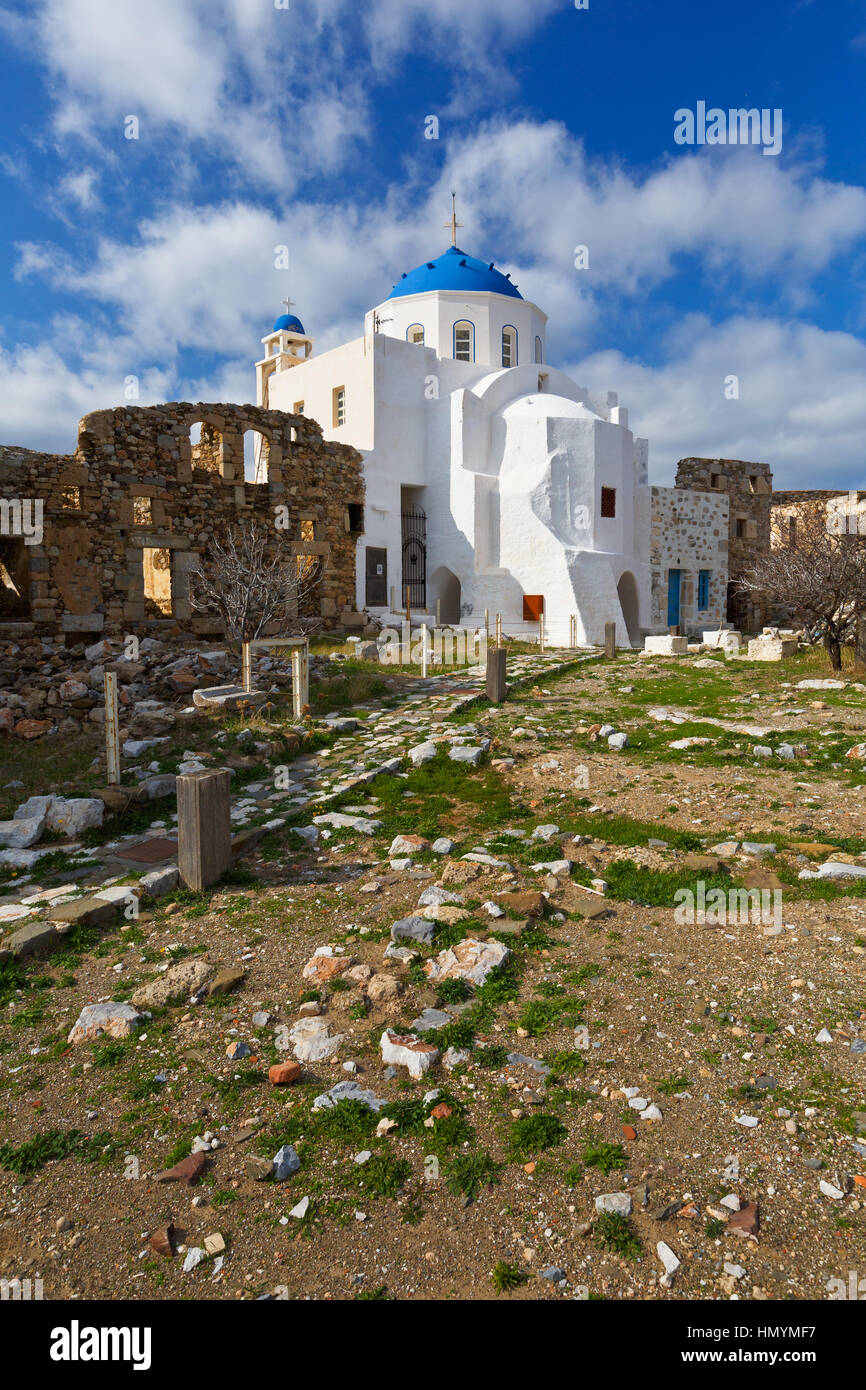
left=444, top=192, right=464, bottom=248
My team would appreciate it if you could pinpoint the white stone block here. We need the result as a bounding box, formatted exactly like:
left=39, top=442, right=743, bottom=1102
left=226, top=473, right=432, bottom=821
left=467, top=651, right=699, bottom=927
left=644, top=635, right=688, bottom=655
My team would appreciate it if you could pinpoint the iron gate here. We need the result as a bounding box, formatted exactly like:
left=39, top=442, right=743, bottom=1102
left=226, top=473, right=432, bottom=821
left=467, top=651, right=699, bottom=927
left=401, top=505, right=427, bottom=609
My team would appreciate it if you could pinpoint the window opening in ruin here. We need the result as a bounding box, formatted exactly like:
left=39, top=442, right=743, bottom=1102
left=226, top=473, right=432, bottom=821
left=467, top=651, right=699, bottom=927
left=189, top=421, right=223, bottom=473
left=244, top=430, right=269, bottom=485
left=711, top=473, right=721, bottom=488
left=62, top=486, right=81, bottom=509
left=333, top=387, right=347, bottom=428
left=348, top=503, right=364, bottom=534
left=142, top=547, right=173, bottom=616
left=133, top=497, right=153, bottom=525
left=601, top=486, right=617, bottom=518
left=735, top=517, right=746, bottom=539
left=0, top=538, right=30, bottom=618
left=300, top=519, right=316, bottom=543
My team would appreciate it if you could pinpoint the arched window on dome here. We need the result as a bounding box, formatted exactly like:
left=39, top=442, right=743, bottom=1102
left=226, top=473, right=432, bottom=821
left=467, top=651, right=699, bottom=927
left=502, top=326, right=517, bottom=369
left=453, top=321, right=475, bottom=363
left=407, top=324, right=425, bottom=346
left=535, top=336, right=544, bottom=365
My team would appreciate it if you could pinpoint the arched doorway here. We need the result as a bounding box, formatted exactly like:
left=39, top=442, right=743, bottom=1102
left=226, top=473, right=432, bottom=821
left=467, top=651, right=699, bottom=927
left=431, top=567, right=462, bottom=625
left=617, top=571, right=640, bottom=646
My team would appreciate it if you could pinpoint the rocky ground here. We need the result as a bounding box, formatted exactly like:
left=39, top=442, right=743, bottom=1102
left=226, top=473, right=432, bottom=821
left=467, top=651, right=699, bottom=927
left=0, top=640, right=864, bottom=1303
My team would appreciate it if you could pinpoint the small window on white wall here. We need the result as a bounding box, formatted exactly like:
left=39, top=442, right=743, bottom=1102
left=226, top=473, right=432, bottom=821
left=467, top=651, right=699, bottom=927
left=535, top=336, right=543, bottom=364
left=502, top=326, right=517, bottom=368
left=407, top=324, right=425, bottom=345
left=454, top=321, right=474, bottom=362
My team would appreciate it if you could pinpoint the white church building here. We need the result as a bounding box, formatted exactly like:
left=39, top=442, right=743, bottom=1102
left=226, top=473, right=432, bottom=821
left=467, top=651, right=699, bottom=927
left=255, top=211, right=726, bottom=646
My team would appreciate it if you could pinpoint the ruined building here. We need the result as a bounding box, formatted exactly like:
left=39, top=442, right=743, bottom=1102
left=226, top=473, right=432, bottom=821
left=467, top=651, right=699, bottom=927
left=675, top=458, right=774, bottom=631
left=0, top=403, right=365, bottom=640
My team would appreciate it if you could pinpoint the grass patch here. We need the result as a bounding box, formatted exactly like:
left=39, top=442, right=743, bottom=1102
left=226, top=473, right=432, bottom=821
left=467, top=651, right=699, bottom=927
left=491, top=1261, right=530, bottom=1295
left=508, top=1113, right=568, bottom=1161
left=593, top=1211, right=642, bottom=1260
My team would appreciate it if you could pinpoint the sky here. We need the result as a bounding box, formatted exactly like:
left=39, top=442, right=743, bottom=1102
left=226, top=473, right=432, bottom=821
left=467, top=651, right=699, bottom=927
left=1, top=0, right=866, bottom=485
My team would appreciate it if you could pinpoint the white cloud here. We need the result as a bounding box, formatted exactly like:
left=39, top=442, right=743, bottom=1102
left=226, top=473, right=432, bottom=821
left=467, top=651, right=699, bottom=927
left=0, top=339, right=173, bottom=452
left=442, top=120, right=866, bottom=300
left=5, top=116, right=866, bottom=492
left=354, top=0, right=564, bottom=66
left=571, top=315, right=866, bottom=489
left=13, top=0, right=561, bottom=191
left=57, top=168, right=101, bottom=210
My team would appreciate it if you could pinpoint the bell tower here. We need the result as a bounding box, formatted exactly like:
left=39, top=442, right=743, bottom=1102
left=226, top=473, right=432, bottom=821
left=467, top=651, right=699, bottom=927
left=255, top=298, right=314, bottom=407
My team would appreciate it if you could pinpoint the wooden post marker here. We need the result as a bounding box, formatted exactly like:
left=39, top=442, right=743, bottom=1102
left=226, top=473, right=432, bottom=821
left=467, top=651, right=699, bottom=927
left=177, top=769, right=232, bottom=891
left=241, top=642, right=252, bottom=694
left=104, top=672, right=120, bottom=786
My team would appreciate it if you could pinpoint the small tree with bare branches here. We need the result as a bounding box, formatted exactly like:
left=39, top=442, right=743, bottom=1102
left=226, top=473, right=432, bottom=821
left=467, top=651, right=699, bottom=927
left=188, top=520, right=323, bottom=669
left=737, top=499, right=866, bottom=670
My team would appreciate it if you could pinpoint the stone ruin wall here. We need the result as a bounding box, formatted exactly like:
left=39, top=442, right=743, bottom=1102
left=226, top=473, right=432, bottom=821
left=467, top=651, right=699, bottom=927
left=646, top=485, right=729, bottom=635
left=0, top=402, right=365, bottom=641
left=675, top=457, right=774, bottom=633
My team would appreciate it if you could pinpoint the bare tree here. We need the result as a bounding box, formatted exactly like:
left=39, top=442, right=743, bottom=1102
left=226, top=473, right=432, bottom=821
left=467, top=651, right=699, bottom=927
left=188, top=520, right=323, bottom=658
left=738, top=499, right=866, bottom=670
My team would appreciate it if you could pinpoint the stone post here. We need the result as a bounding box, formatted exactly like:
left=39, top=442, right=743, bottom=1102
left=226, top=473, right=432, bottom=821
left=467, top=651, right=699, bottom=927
left=605, top=622, right=616, bottom=659
left=177, top=769, right=232, bottom=891
left=486, top=647, right=507, bottom=704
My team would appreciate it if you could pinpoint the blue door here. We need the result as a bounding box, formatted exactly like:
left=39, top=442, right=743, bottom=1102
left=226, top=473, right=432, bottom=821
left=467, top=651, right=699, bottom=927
left=667, top=569, right=681, bottom=627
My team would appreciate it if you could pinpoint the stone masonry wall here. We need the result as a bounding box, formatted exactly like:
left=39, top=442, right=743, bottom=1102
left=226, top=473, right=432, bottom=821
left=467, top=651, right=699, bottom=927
left=675, top=457, right=773, bottom=632
left=648, top=486, right=729, bottom=635
left=0, top=403, right=365, bottom=639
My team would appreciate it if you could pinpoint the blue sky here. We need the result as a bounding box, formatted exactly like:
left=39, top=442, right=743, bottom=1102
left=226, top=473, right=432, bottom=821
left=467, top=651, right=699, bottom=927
left=1, top=0, right=866, bottom=484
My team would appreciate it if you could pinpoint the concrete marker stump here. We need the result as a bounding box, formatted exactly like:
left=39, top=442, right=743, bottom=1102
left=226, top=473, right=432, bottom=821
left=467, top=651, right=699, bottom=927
left=177, top=769, right=232, bottom=891
left=487, top=647, right=507, bottom=704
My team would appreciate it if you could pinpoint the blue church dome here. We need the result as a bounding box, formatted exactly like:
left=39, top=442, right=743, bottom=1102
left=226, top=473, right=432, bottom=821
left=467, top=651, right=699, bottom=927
left=273, top=313, right=306, bottom=334
left=387, top=246, right=522, bottom=301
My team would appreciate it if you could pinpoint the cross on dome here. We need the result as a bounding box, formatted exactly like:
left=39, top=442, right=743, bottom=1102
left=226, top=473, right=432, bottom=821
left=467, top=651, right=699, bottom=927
left=444, top=192, right=464, bottom=248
